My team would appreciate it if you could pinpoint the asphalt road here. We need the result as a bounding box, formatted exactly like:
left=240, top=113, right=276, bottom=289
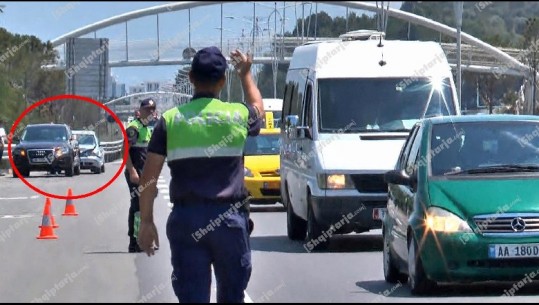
left=1, top=162, right=539, bottom=302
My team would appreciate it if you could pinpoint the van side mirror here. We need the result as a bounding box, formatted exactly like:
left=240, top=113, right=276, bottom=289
left=285, top=115, right=312, bottom=139
left=285, top=115, right=299, bottom=137
left=285, top=115, right=299, bottom=128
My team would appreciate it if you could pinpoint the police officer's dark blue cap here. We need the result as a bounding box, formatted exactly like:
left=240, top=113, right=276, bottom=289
left=191, top=46, right=227, bottom=81
left=140, top=98, right=156, bottom=109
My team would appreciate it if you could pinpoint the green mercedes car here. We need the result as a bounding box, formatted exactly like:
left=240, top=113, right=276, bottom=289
left=383, top=114, right=539, bottom=295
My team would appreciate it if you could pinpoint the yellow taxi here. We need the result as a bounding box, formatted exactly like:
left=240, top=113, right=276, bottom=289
left=244, top=113, right=281, bottom=204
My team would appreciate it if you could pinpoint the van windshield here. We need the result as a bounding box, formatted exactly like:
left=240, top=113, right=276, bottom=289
left=318, top=77, right=455, bottom=132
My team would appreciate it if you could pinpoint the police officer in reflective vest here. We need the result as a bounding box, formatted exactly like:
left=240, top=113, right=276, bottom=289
left=137, top=46, right=264, bottom=303
left=125, top=98, right=156, bottom=253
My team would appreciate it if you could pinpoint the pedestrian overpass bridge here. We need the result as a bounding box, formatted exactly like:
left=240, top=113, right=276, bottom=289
left=48, top=1, right=534, bottom=115
left=50, top=1, right=530, bottom=77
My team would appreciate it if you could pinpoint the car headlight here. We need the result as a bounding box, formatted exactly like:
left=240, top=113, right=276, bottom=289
left=14, top=149, right=26, bottom=157
left=244, top=167, right=254, bottom=177
left=317, top=174, right=355, bottom=189
left=91, top=149, right=103, bottom=158
left=425, top=207, right=472, bottom=233
left=13, top=148, right=26, bottom=157
left=55, top=146, right=69, bottom=157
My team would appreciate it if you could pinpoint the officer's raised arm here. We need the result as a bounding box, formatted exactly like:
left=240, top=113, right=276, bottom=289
left=230, top=50, right=265, bottom=121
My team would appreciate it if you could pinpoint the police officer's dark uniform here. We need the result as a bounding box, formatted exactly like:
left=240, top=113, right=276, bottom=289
left=146, top=47, right=261, bottom=302
left=125, top=98, right=155, bottom=252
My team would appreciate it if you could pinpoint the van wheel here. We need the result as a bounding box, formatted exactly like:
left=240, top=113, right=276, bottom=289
left=74, top=164, right=81, bottom=176
left=286, top=183, right=307, bottom=241
left=306, top=192, right=329, bottom=251
left=408, top=234, right=437, bottom=295
left=101, top=165, right=105, bottom=173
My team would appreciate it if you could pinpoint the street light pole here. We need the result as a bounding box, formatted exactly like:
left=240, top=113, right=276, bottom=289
left=454, top=2, right=463, bottom=109
left=252, top=2, right=256, bottom=53
left=220, top=3, right=223, bottom=51
left=533, top=65, right=537, bottom=115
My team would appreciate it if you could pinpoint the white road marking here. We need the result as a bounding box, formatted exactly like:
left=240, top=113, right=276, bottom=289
left=1, top=214, right=35, bottom=219
left=160, top=189, right=169, bottom=194
left=163, top=195, right=170, bottom=200
left=158, top=179, right=166, bottom=183
left=156, top=184, right=168, bottom=189
left=0, top=196, right=32, bottom=200
left=244, top=291, right=253, bottom=303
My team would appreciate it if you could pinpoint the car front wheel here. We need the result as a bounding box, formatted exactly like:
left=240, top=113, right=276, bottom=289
left=14, top=168, right=29, bottom=178
left=383, top=225, right=407, bottom=283
left=65, top=162, right=74, bottom=177
left=407, top=234, right=437, bottom=295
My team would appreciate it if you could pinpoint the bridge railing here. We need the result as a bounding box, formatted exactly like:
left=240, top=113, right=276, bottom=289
left=1, top=139, right=125, bottom=166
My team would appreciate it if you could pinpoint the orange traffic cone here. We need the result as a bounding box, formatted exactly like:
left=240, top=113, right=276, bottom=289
left=50, top=214, right=60, bottom=229
left=39, top=198, right=59, bottom=229
left=62, top=188, right=79, bottom=216
left=37, top=198, right=58, bottom=240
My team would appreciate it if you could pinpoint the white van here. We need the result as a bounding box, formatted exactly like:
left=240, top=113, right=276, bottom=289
left=281, top=31, right=460, bottom=250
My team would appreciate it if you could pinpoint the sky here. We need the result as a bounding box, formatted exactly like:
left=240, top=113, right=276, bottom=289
left=0, top=1, right=402, bottom=88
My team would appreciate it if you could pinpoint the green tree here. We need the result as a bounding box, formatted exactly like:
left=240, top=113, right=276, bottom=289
left=0, top=29, right=63, bottom=126
left=522, top=17, right=539, bottom=114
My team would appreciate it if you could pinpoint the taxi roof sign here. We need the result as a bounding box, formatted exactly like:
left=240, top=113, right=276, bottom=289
left=264, top=111, right=274, bottom=129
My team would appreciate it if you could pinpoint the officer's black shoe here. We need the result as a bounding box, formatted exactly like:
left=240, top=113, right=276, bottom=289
left=128, top=244, right=143, bottom=253
left=128, top=239, right=143, bottom=253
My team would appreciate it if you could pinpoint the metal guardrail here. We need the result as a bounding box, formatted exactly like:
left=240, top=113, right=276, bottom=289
left=100, top=139, right=125, bottom=163
left=1, top=139, right=125, bottom=164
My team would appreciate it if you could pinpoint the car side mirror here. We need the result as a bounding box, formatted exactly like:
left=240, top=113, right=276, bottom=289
left=12, top=135, right=20, bottom=143
left=384, top=170, right=413, bottom=186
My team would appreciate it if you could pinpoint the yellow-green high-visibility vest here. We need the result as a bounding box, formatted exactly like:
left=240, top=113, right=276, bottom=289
left=127, top=119, right=152, bottom=148
left=161, top=98, right=250, bottom=161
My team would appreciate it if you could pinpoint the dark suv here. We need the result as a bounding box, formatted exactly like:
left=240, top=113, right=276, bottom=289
left=12, top=124, right=81, bottom=177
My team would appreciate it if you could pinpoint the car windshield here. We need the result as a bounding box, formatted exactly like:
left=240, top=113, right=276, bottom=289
left=318, top=77, right=455, bottom=132
left=76, top=134, right=96, bottom=146
left=244, top=133, right=281, bottom=156
left=22, top=126, right=67, bottom=142
left=430, top=121, right=539, bottom=176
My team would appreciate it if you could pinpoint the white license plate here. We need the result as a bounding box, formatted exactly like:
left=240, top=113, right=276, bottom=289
left=373, top=208, right=387, bottom=220
left=489, top=244, right=539, bottom=259
left=32, top=158, right=47, bottom=163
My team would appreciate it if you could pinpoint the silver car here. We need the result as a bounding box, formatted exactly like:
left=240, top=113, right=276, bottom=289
left=73, top=130, right=105, bottom=174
